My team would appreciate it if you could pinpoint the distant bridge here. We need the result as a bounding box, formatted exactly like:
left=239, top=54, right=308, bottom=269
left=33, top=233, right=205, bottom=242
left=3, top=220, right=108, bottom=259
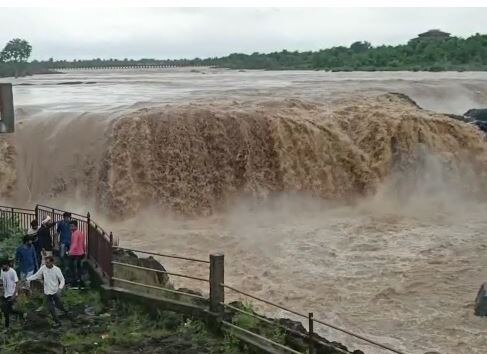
left=57, top=64, right=209, bottom=71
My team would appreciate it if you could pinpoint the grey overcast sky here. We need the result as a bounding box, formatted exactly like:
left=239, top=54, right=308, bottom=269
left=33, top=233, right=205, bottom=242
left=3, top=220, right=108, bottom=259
left=0, top=7, right=486, bottom=60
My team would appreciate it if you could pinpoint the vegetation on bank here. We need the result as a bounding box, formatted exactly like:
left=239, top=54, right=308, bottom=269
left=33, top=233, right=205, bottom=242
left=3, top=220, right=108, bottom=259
left=1, top=29, right=487, bottom=78
left=0, top=287, right=249, bottom=354
left=0, top=216, right=25, bottom=261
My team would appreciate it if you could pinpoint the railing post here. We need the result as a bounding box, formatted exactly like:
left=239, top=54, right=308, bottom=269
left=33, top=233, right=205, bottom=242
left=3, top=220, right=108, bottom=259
left=86, top=212, right=91, bottom=259
left=109, top=232, right=114, bottom=287
left=34, top=205, right=39, bottom=222
left=308, top=312, right=315, bottom=354
left=209, top=253, right=224, bottom=315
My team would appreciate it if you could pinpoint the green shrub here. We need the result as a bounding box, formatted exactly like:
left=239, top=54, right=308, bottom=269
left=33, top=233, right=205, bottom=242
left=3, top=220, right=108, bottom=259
left=0, top=215, right=25, bottom=261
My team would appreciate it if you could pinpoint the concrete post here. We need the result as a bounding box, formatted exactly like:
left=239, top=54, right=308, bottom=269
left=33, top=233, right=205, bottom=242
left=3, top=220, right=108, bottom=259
left=0, top=83, right=14, bottom=133
left=209, top=253, right=224, bottom=315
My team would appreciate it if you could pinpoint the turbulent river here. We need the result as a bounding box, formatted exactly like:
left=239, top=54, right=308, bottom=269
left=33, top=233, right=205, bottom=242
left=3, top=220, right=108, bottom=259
left=2, top=69, right=487, bottom=354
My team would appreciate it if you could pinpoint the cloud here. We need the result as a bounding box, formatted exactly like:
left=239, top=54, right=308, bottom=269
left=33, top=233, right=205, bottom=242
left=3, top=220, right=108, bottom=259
left=0, top=7, right=486, bottom=60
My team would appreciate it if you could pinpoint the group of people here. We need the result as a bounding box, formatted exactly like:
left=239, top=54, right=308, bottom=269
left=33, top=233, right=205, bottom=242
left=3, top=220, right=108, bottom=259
left=1, top=212, right=87, bottom=330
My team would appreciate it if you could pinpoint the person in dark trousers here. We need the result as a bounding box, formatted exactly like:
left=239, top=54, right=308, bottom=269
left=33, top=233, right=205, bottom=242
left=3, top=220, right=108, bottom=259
left=69, top=220, right=86, bottom=287
left=1, top=258, right=25, bottom=330
left=15, top=235, right=38, bottom=290
left=27, top=256, right=69, bottom=327
left=57, top=212, right=72, bottom=272
left=37, top=216, right=55, bottom=266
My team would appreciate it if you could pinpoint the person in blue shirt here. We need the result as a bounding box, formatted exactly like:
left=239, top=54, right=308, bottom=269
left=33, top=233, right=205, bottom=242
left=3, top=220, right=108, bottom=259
left=15, top=235, right=38, bottom=290
left=57, top=212, right=72, bottom=272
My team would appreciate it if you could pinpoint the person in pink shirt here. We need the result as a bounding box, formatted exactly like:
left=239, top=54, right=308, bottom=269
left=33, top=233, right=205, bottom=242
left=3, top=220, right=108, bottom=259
left=69, top=220, right=86, bottom=287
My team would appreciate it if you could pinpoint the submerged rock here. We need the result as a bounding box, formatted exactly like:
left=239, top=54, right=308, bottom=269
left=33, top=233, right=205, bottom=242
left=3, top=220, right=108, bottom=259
left=464, top=108, right=487, bottom=122
left=474, top=282, right=487, bottom=316
left=463, top=108, right=487, bottom=134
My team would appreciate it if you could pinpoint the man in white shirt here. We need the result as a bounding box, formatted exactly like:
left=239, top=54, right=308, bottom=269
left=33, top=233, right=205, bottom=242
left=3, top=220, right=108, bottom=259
left=1, top=258, right=25, bottom=329
left=28, top=219, right=41, bottom=269
left=27, top=219, right=39, bottom=237
left=27, top=255, right=69, bottom=327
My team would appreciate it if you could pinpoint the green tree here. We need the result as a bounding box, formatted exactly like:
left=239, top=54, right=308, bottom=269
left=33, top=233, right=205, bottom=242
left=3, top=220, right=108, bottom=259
left=0, top=38, right=32, bottom=77
left=350, top=41, right=371, bottom=53
left=1, top=38, right=32, bottom=63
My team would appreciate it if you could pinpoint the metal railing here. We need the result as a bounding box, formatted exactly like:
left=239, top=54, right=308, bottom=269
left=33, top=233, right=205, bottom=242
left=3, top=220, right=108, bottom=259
left=0, top=204, right=408, bottom=354
left=87, top=218, right=113, bottom=280
left=0, top=205, right=36, bottom=236
left=0, top=204, right=113, bottom=279
left=36, top=204, right=89, bottom=238
left=36, top=204, right=113, bottom=279
left=109, top=249, right=406, bottom=353
left=221, top=283, right=405, bottom=354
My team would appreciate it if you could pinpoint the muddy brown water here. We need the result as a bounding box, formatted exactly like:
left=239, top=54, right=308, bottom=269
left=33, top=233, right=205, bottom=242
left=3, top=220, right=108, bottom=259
left=1, top=69, right=487, bottom=353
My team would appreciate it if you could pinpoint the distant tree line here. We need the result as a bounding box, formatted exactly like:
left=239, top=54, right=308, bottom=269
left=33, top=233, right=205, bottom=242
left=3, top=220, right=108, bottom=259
left=1, top=31, right=487, bottom=78
left=206, top=31, right=487, bottom=71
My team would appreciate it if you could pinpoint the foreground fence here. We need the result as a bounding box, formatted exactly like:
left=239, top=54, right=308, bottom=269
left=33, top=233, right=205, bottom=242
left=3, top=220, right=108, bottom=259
left=0, top=204, right=406, bottom=354
left=109, top=251, right=405, bottom=354
left=0, top=204, right=113, bottom=280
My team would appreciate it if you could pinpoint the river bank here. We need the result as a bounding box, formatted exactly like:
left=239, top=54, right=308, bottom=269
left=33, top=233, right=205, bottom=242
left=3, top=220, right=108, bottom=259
left=0, top=287, right=242, bottom=354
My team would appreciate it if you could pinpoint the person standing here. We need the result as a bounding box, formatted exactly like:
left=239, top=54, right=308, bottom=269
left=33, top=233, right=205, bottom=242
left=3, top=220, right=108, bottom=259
left=1, top=258, right=25, bottom=329
left=15, top=235, right=38, bottom=289
left=69, top=220, right=86, bottom=287
left=27, top=256, right=69, bottom=327
left=27, top=219, right=39, bottom=237
left=37, top=216, right=55, bottom=265
left=56, top=212, right=72, bottom=272
left=28, top=219, right=42, bottom=268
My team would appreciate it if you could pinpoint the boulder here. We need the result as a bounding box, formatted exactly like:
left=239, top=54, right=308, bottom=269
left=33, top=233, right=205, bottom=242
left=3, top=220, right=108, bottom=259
left=464, top=108, right=487, bottom=122
left=474, top=121, right=487, bottom=133
left=113, top=249, right=170, bottom=286
left=474, top=283, right=487, bottom=316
